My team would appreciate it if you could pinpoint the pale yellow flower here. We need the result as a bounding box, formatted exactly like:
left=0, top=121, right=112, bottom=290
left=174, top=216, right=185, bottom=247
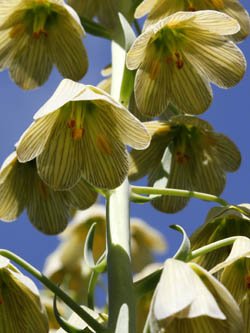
left=16, top=79, right=150, bottom=190
left=0, top=151, right=97, bottom=234
left=0, top=0, right=88, bottom=89
left=149, top=258, right=243, bottom=332
left=127, top=10, right=246, bottom=117
left=0, top=255, right=49, bottom=332
left=135, top=0, right=250, bottom=42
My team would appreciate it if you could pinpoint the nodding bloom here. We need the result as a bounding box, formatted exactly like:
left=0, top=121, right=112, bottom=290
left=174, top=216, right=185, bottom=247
left=0, top=151, right=97, bottom=234
left=210, top=237, right=250, bottom=332
left=16, top=79, right=150, bottom=190
left=149, top=259, right=243, bottom=332
left=191, top=204, right=250, bottom=272
left=129, top=115, right=241, bottom=213
left=126, top=10, right=246, bottom=117
left=0, top=255, right=49, bottom=332
left=135, top=0, right=250, bottom=42
left=0, top=0, right=88, bottom=89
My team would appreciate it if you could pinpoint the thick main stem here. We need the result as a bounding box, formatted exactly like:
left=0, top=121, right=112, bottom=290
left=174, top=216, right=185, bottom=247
left=106, top=180, right=136, bottom=331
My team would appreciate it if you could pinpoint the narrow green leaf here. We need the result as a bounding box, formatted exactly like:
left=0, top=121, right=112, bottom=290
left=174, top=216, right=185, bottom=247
left=53, top=295, right=87, bottom=333
left=84, top=223, right=107, bottom=273
left=170, top=225, right=191, bottom=262
left=80, top=17, right=112, bottom=40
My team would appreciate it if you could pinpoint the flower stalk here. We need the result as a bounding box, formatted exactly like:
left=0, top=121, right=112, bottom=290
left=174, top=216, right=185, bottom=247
left=131, top=185, right=229, bottom=206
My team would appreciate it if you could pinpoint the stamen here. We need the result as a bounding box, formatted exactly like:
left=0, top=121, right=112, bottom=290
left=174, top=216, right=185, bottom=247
left=176, top=152, right=190, bottom=164
left=72, top=128, right=84, bottom=140
left=176, top=59, right=184, bottom=69
left=0, top=298, right=3, bottom=304
left=33, top=10, right=48, bottom=40
left=96, top=134, right=112, bottom=155
left=165, top=57, right=173, bottom=64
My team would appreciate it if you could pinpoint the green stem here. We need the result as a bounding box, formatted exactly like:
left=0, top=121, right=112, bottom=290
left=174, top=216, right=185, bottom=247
left=106, top=181, right=136, bottom=331
left=0, top=250, right=109, bottom=333
left=189, top=236, right=239, bottom=260
left=131, top=186, right=229, bottom=206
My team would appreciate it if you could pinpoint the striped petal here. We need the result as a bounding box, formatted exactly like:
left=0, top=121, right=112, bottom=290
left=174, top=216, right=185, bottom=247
left=16, top=110, right=60, bottom=163
left=223, top=0, right=250, bottom=42
left=134, top=0, right=156, bottom=18
left=134, top=59, right=172, bottom=117
left=36, top=117, right=84, bottom=190
left=0, top=158, right=27, bottom=221
left=169, top=56, right=213, bottom=115
left=67, top=177, right=97, bottom=210
left=212, top=133, right=241, bottom=172
left=26, top=178, right=70, bottom=234
left=81, top=112, right=129, bottom=189
left=149, top=147, right=191, bottom=213
left=9, top=35, right=52, bottom=89
left=185, top=39, right=246, bottom=88
left=47, top=17, right=88, bottom=81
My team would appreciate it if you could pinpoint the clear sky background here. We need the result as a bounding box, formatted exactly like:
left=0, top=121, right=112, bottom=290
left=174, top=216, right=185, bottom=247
left=0, top=2, right=250, bottom=288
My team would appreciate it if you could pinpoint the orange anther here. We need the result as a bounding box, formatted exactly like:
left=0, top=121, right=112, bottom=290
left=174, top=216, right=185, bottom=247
left=72, top=128, right=84, bottom=140
left=68, top=119, right=76, bottom=128
left=176, top=59, right=184, bottom=69
left=165, top=57, right=173, bottom=64
left=246, top=275, right=250, bottom=289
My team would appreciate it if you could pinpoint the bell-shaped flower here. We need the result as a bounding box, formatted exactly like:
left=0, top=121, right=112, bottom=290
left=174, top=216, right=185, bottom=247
left=0, top=0, right=88, bottom=89
left=129, top=115, right=241, bottom=213
left=0, top=255, right=49, bottom=332
left=0, top=151, right=97, bottom=234
left=126, top=10, right=246, bottom=117
left=191, top=204, right=250, bottom=271
left=149, top=258, right=243, bottom=332
left=16, top=79, right=150, bottom=190
left=135, top=0, right=250, bottom=42
left=67, top=0, right=133, bottom=29
left=210, top=237, right=250, bottom=332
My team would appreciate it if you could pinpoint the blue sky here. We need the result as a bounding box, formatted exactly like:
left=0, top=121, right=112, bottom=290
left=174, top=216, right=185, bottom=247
left=0, top=3, right=250, bottom=287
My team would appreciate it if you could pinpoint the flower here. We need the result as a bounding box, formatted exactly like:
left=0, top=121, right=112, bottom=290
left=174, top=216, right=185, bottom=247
left=16, top=79, right=150, bottom=190
left=191, top=204, right=250, bottom=271
left=129, top=115, right=241, bottom=213
left=0, top=0, right=88, bottom=89
left=149, top=258, right=243, bottom=332
left=0, top=255, right=49, bottom=332
left=210, top=237, right=250, bottom=332
left=135, top=0, right=250, bottom=42
left=126, top=10, right=246, bottom=117
left=0, top=151, right=97, bottom=234
left=67, top=0, right=133, bottom=29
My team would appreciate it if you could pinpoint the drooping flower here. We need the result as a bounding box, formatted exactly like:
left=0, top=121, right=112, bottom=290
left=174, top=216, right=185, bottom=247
left=0, top=151, right=97, bottom=234
left=16, top=79, right=150, bottom=190
left=67, top=0, right=133, bottom=29
left=149, top=259, right=243, bottom=332
left=191, top=204, right=250, bottom=271
left=210, top=237, right=250, bottom=332
left=126, top=10, right=246, bottom=117
left=135, top=0, right=250, bottom=42
left=0, top=255, right=49, bottom=332
left=129, top=115, right=241, bottom=213
left=0, top=0, right=88, bottom=89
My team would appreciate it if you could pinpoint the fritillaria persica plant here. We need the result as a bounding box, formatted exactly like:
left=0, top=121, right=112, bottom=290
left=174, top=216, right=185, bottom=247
left=0, top=0, right=249, bottom=332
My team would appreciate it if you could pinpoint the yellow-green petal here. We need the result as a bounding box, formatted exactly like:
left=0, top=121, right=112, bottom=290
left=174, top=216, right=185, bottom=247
left=67, top=177, right=97, bottom=210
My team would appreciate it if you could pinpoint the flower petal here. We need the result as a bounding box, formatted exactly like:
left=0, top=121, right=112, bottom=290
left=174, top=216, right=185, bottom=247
left=36, top=117, right=84, bottom=190
left=16, top=110, right=60, bottom=163
left=170, top=56, right=213, bottom=115
left=81, top=112, right=129, bottom=189
left=9, top=36, right=52, bottom=89
left=47, top=16, right=88, bottom=81
left=67, top=178, right=97, bottom=210
left=185, top=39, right=246, bottom=88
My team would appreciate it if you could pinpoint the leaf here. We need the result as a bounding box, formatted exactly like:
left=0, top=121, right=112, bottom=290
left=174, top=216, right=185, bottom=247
left=170, top=225, right=191, bottom=261
left=84, top=223, right=107, bottom=273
